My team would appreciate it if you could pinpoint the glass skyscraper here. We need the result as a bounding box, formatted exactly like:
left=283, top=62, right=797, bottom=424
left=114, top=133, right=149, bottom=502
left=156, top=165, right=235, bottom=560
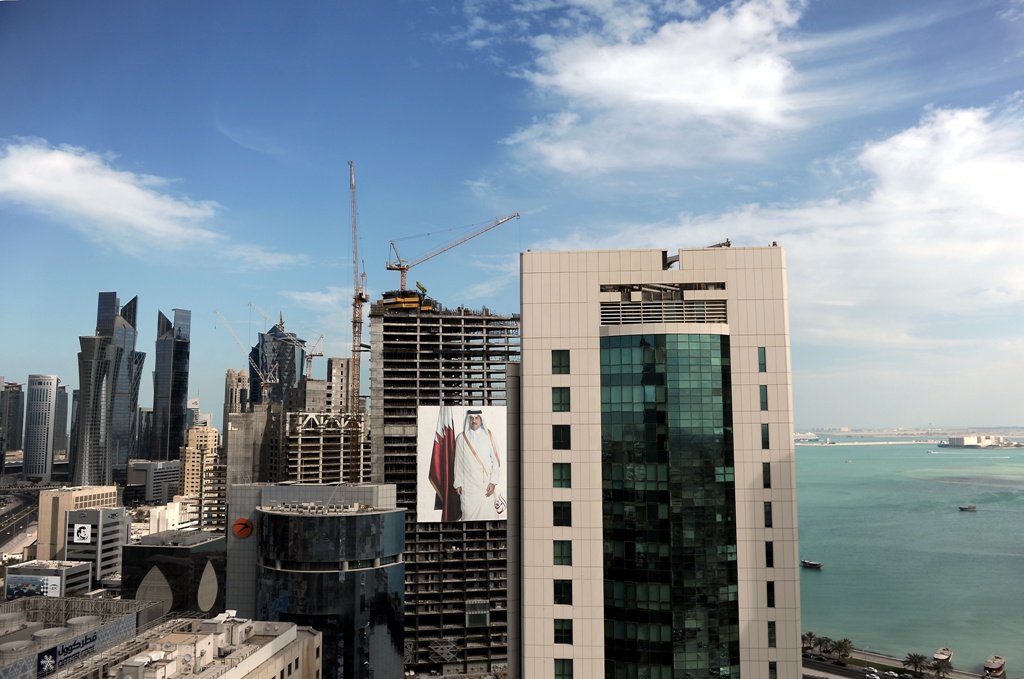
left=515, top=246, right=799, bottom=679
left=74, top=292, right=146, bottom=486
left=151, top=308, right=191, bottom=460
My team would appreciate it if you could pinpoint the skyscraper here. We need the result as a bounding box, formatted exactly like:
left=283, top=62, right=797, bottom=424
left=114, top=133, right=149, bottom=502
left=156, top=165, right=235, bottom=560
left=248, top=322, right=305, bottom=406
left=23, top=374, right=58, bottom=482
left=222, top=368, right=249, bottom=429
left=514, top=246, right=800, bottom=679
left=0, top=380, right=25, bottom=452
left=151, top=308, right=191, bottom=460
left=369, top=292, right=520, bottom=675
left=74, top=292, right=146, bottom=486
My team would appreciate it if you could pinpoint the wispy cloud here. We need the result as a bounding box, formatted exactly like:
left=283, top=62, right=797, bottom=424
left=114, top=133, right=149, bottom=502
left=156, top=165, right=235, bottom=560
left=0, top=139, right=305, bottom=270
left=499, top=0, right=807, bottom=171
left=0, top=139, right=221, bottom=253
left=281, top=286, right=350, bottom=310
left=480, top=0, right=983, bottom=174
left=213, top=112, right=288, bottom=157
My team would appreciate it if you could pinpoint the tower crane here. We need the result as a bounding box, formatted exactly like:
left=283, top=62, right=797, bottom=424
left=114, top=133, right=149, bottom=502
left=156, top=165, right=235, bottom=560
left=349, top=160, right=369, bottom=416
left=213, top=310, right=278, bottom=400
left=386, top=213, right=520, bottom=291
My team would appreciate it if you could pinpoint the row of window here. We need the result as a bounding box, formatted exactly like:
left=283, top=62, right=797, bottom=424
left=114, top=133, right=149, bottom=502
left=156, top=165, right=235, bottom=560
left=564, top=345, right=758, bottom=373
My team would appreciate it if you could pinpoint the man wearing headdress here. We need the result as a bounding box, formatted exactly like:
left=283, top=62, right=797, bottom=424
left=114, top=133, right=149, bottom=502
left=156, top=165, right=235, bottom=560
left=453, top=409, right=501, bottom=521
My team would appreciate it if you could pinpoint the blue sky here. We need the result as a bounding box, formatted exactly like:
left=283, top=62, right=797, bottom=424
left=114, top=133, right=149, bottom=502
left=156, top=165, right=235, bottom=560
left=2, top=0, right=1023, bottom=430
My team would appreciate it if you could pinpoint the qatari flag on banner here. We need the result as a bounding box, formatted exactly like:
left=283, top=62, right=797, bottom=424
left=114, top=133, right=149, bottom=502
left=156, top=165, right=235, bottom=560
left=428, top=406, right=461, bottom=521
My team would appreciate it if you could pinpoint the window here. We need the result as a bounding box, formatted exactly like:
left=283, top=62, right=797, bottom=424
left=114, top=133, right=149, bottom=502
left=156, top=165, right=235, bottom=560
left=760, top=384, right=768, bottom=411
left=769, top=661, right=777, bottom=679
left=552, top=386, right=570, bottom=412
left=765, top=541, right=774, bottom=568
left=762, top=462, right=771, bottom=489
left=767, top=581, right=775, bottom=608
left=555, top=659, right=574, bottom=679
left=554, top=540, right=572, bottom=565
left=553, top=462, right=571, bottom=488
left=768, top=621, right=777, bottom=648
left=552, top=349, right=570, bottom=374
left=763, top=501, right=773, bottom=528
left=553, top=425, right=571, bottom=450
left=554, top=579, right=572, bottom=605
left=761, top=423, right=770, bottom=450
left=553, top=501, right=572, bottom=526
left=758, top=346, right=767, bottom=372
left=554, top=618, right=573, bottom=644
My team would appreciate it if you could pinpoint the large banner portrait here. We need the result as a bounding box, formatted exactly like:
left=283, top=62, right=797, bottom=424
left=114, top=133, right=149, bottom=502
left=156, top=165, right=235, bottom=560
left=416, top=405, right=508, bottom=524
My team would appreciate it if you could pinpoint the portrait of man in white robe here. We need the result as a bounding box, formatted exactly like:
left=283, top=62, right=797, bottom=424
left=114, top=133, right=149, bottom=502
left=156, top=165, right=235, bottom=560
left=453, top=409, right=501, bottom=521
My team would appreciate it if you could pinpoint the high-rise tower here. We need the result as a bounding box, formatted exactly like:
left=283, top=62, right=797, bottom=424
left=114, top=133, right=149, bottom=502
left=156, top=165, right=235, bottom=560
left=369, top=292, right=520, bottom=675
left=24, top=375, right=58, bottom=482
left=223, top=368, right=249, bottom=428
left=151, top=308, right=191, bottom=460
left=248, top=322, right=305, bottom=407
left=1, top=380, right=25, bottom=452
left=514, top=246, right=800, bottom=679
left=74, top=292, right=146, bottom=486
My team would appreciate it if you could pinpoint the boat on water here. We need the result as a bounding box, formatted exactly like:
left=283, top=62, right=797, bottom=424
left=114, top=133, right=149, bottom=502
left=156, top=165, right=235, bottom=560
left=984, top=656, right=1006, bottom=677
left=800, top=560, right=823, bottom=569
left=934, top=648, right=953, bottom=663
left=959, top=505, right=977, bottom=512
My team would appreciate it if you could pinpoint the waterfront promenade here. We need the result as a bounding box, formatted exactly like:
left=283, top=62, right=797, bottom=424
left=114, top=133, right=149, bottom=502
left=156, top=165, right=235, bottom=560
left=806, top=648, right=990, bottom=679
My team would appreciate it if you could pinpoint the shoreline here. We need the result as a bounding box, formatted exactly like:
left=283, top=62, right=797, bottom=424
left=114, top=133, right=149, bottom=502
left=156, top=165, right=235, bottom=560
left=797, top=441, right=941, bottom=446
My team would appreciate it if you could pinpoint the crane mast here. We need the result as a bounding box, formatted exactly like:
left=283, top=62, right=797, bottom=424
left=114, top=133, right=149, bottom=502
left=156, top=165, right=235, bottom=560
left=349, top=160, right=368, bottom=416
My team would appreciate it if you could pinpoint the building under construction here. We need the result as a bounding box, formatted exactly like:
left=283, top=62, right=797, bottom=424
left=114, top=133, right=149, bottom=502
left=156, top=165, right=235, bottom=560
left=369, top=290, right=519, bottom=675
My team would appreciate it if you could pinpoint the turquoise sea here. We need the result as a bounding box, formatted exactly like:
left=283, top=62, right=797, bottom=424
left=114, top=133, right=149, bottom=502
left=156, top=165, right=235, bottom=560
left=797, top=438, right=1024, bottom=677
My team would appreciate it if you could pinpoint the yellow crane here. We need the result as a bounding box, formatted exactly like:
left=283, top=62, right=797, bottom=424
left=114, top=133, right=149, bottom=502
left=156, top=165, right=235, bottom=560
left=386, top=213, right=520, bottom=291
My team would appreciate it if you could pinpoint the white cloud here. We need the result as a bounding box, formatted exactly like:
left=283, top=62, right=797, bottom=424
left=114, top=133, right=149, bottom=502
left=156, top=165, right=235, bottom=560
left=0, top=139, right=222, bottom=253
left=0, top=139, right=306, bottom=270
left=281, top=286, right=350, bottom=310
left=502, top=0, right=806, bottom=171
left=223, top=244, right=309, bottom=272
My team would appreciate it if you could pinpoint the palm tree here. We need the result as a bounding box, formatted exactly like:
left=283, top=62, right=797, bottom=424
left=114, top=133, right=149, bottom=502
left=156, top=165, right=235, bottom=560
left=802, top=632, right=818, bottom=651
left=931, top=658, right=954, bottom=679
left=833, top=638, right=853, bottom=659
left=816, top=636, right=833, bottom=657
left=904, top=653, right=929, bottom=677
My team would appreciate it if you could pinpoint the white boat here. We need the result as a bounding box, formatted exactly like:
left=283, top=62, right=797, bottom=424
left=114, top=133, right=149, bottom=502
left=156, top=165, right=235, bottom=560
left=800, top=560, right=823, bottom=569
left=933, top=647, right=953, bottom=662
left=984, top=656, right=1005, bottom=677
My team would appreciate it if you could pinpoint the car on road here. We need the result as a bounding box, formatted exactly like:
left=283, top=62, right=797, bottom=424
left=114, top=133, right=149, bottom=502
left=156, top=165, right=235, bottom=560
left=865, top=669, right=878, bottom=674
left=884, top=672, right=899, bottom=677
left=866, top=674, right=881, bottom=679
left=898, top=674, right=914, bottom=679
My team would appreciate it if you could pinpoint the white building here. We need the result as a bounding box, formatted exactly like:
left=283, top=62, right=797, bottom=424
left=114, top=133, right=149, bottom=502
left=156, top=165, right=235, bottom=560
left=23, top=375, right=58, bottom=482
left=514, top=246, right=800, bottom=679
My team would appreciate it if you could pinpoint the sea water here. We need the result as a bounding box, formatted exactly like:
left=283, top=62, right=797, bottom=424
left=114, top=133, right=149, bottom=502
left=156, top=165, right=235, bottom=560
left=797, top=439, right=1024, bottom=676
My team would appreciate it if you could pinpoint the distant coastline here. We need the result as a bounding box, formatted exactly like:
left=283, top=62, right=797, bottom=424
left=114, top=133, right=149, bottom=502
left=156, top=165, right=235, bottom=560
left=799, top=440, right=941, bottom=446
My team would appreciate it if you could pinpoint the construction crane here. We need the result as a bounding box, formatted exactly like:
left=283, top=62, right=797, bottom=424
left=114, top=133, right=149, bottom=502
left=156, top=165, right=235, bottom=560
left=213, top=310, right=277, bottom=400
left=349, top=160, right=369, bottom=416
left=386, top=213, right=520, bottom=291
left=304, top=334, right=324, bottom=377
